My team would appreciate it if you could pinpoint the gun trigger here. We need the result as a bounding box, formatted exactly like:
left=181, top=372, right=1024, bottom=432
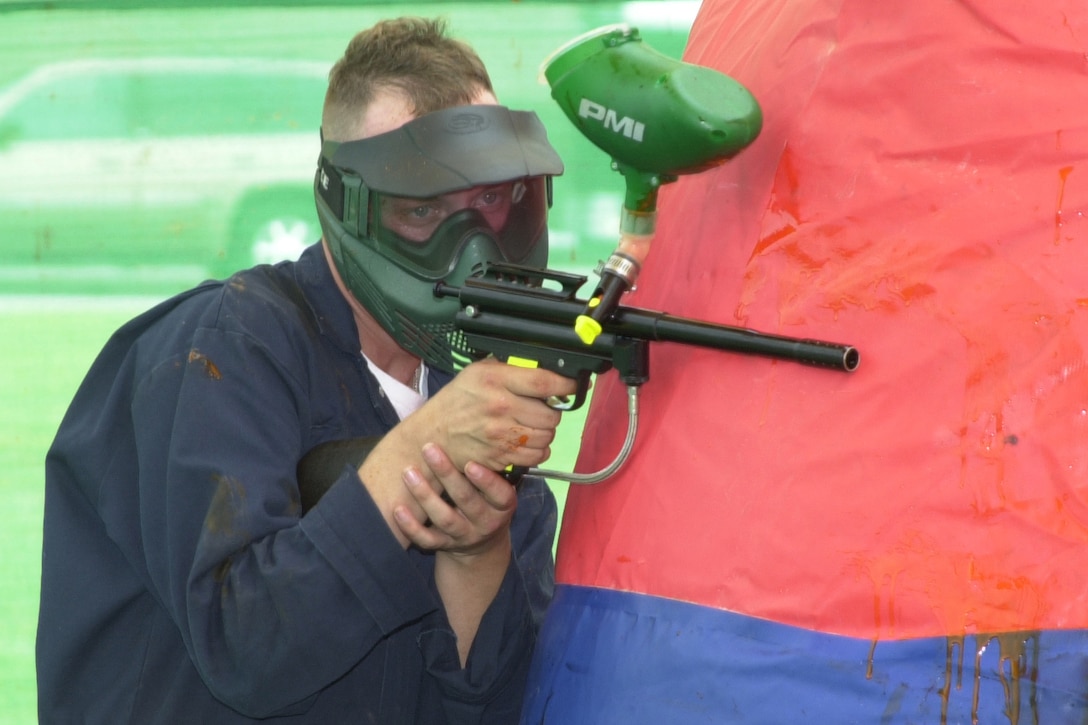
left=546, top=394, right=576, bottom=412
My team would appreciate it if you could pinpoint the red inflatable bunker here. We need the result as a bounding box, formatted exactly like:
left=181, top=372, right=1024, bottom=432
left=522, top=0, right=1088, bottom=722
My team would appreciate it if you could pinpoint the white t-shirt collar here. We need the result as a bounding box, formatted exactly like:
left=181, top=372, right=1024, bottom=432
left=362, top=353, right=428, bottom=420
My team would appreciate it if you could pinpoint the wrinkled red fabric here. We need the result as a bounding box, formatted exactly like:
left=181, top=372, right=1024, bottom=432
left=557, top=0, right=1088, bottom=639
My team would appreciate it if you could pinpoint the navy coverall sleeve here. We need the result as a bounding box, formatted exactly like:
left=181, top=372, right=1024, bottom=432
left=422, top=476, right=557, bottom=724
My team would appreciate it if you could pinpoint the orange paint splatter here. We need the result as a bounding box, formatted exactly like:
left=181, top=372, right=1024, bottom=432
left=188, top=349, right=222, bottom=380
left=504, top=431, right=530, bottom=452
left=1055, top=166, right=1074, bottom=245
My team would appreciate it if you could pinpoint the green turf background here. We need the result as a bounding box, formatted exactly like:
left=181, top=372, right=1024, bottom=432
left=1, top=2, right=696, bottom=720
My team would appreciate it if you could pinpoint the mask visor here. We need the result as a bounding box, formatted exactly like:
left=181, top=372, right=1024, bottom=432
left=368, top=176, right=551, bottom=279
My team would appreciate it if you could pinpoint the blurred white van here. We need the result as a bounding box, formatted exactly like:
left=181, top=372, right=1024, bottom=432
left=0, top=57, right=328, bottom=289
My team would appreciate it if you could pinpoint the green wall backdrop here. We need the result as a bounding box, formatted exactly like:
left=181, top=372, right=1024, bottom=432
left=0, top=2, right=698, bottom=721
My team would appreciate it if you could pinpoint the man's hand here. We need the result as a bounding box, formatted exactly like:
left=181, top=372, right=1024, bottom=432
left=392, top=442, right=516, bottom=556
left=406, top=357, right=578, bottom=473
left=357, top=358, right=573, bottom=548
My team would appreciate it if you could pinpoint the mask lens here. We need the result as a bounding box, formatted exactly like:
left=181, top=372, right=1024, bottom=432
left=378, top=182, right=517, bottom=242
left=370, top=177, right=548, bottom=278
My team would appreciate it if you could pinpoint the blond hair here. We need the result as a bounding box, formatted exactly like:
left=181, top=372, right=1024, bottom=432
left=322, top=17, right=494, bottom=142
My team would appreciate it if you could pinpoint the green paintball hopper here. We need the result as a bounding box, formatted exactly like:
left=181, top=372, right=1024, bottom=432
left=543, top=24, right=762, bottom=224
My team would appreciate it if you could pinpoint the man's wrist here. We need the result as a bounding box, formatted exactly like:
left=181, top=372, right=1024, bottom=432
left=437, top=530, right=512, bottom=568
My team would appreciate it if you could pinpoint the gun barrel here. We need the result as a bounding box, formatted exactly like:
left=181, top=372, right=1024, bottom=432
left=436, top=278, right=859, bottom=372
left=611, top=311, right=860, bottom=372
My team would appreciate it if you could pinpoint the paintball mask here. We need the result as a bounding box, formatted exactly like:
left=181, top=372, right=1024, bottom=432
left=315, top=104, right=564, bottom=373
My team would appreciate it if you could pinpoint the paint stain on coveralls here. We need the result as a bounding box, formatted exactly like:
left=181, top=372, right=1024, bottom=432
left=206, top=474, right=247, bottom=533
left=188, top=349, right=222, bottom=380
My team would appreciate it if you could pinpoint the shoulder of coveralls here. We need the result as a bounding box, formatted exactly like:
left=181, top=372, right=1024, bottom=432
left=139, top=244, right=355, bottom=357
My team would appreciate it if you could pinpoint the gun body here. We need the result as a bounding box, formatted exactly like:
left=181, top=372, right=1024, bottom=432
left=435, top=264, right=858, bottom=411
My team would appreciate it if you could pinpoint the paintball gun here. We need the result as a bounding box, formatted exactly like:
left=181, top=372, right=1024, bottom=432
left=435, top=264, right=858, bottom=485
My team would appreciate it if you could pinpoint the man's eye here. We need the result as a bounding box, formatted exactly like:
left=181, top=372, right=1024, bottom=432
left=476, top=188, right=507, bottom=208
left=389, top=202, right=438, bottom=224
